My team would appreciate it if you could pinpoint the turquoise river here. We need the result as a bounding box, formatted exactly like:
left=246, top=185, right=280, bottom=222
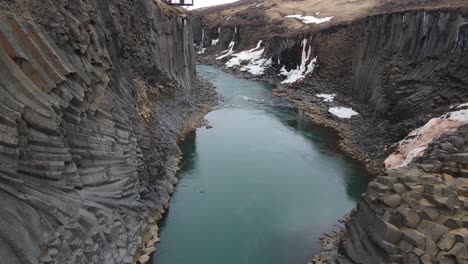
left=153, top=65, right=370, bottom=264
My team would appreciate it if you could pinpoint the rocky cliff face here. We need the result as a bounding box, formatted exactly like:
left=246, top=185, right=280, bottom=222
left=195, top=8, right=468, bottom=166
left=340, top=125, right=468, bottom=264
left=0, top=0, right=215, bottom=263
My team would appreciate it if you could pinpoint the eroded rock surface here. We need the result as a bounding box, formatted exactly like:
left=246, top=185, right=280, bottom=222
left=0, top=0, right=216, bottom=263
left=340, top=125, right=468, bottom=263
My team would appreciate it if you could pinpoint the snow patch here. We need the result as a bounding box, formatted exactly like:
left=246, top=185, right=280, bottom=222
left=285, top=14, right=333, bottom=24
left=241, top=58, right=272, bottom=75
left=328, top=107, right=359, bottom=119
left=442, top=109, right=468, bottom=121
left=212, top=39, right=219, bottom=46
left=197, top=28, right=206, bottom=54
left=280, top=38, right=317, bottom=83
left=216, top=41, right=236, bottom=60
left=221, top=41, right=272, bottom=75
left=457, top=102, right=468, bottom=109
left=316, top=93, right=335, bottom=102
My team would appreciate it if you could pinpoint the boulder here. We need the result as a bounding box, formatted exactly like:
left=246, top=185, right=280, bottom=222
left=438, top=234, right=456, bottom=251
left=401, top=228, right=427, bottom=249
left=398, top=205, right=421, bottom=228
left=383, top=194, right=402, bottom=207
left=417, top=220, right=449, bottom=242
left=393, top=183, right=406, bottom=193
left=138, top=254, right=150, bottom=264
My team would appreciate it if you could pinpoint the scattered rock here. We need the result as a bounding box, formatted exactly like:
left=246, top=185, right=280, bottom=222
left=138, top=254, right=150, bottom=264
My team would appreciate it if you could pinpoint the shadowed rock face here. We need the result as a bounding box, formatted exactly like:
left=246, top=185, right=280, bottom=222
left=350, top=11, right=468, bottom=119
left=0, top=0, right=210, bottom=263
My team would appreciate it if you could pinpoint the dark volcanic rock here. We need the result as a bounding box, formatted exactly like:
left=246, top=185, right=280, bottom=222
left=339, top=127, right=468, bottom=264
left=0, top=1, right=216, bottom=264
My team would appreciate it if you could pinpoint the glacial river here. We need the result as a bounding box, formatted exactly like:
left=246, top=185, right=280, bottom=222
left=153, top=65, right=370, bottom=264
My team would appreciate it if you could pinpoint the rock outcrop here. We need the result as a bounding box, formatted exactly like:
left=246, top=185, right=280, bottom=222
left=340, top=125, right=468, bottom=264
left=0, top=0, right=216, bottom=263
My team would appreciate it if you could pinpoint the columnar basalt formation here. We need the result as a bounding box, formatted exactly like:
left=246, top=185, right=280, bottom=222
left=340, top=125, right=468, bottom=264
left=0, top=0, right=216, bottom=263
left=194, top=6, right=468, bottom=165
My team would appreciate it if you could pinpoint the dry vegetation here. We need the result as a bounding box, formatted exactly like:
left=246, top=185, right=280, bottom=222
left=192, top=0, right=468, bottom=37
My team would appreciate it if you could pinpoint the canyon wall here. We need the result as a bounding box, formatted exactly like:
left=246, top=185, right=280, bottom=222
left=352, top=11, right=468, bottom=119
left=195, top=9, right=468, bottom=158
left=0, top=0, right=214, bottom=263
left=194, top=7, right=468, bottom=263
left=196, top=10, right=468, bottom=118
left=339, top=125, right=468, bottom=264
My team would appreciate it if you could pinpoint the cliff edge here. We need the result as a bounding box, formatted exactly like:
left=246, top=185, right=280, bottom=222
left=0, top=0, right=216, bottom=263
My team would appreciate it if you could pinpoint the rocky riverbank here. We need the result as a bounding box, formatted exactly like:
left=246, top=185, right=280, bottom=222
left=134, top=77, right=218, bottom=264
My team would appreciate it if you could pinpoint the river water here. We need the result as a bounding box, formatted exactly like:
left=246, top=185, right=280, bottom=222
left=153, top=65, right=370, bottom=264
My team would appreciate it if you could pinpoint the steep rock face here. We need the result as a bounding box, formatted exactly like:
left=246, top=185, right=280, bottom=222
left=350, top=11, right=468, bottom=120
left=0, top=0, right=211, bottom=263
left=340, top=126, right=468, bottom=264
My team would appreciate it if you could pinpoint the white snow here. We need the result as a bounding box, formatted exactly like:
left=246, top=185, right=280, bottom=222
left=197, top=29, right=206, bottom=54
left=442, top=109, right=468, bottom=121
left=328, top=107, right=359, bottom=119
left=280, top=38, right=317, bottom=83
left=316, top=93, right=335, bottom=102
left=285, top=15, right=333, bottom=24
left=240, top=58, right=272, bottom=75
left=457, top=102, right=468, bottom=109
left=216, top=41, right=236, bottom=60
left=221, top=41, right=272, bottom=75
left=225, top=40, right=264, bottom=67
left=212, top=39, right=219, bottom=46
left=226, top=16, right=232, bottom=21
left=256, top=3, right=263, bottom=7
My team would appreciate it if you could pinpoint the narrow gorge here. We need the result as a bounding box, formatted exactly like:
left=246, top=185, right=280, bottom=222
left=0, top=0, right=468, bottom=264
